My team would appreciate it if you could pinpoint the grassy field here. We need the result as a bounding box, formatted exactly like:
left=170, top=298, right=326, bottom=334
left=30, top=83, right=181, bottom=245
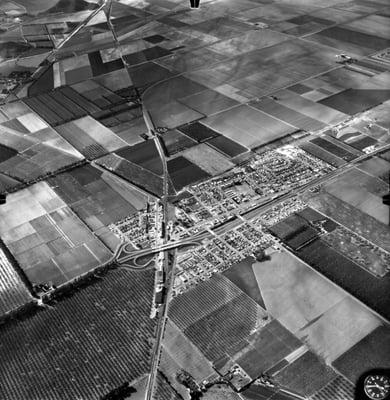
left=179, top=143, right=234, bottom=176
left=252, top=250, right=380, bottom=362
left=0, top=269, right=156, bottom=400
left=0, top=181, right=112, bottom=287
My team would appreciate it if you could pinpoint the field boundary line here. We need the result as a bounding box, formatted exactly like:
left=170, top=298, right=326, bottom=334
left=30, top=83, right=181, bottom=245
left=282, top=246, right=389, bottom=325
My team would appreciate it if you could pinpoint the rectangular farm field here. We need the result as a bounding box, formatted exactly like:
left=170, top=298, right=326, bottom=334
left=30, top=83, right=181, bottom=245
left=310, top=137, right=357, bottom=161
left=207, top=136, right=248, bottom=158
left=168, top=156, right=210, bottom=191
left=178, top=122, right=221, bottom=142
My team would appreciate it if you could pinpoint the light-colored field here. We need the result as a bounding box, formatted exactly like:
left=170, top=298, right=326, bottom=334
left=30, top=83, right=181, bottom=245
left=252, top=250, right=381, bottom=362
left=0, top=182, right=112, bottom=287
left=180, top=143, right=234, bottom=176
left=72, top=116, right=127, bottom=151
left=201, top=104, right=295, bottom=148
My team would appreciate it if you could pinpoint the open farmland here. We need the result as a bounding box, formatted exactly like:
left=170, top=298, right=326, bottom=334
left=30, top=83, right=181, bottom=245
left=167, top=156, right=210, bottom=191
left=299, top=141, right=346, bottom=168
left=161, top=129, right=197, bottom=156
left=47, top=164, right=149, bottom=252
left=201, top=104, right=296, bottom=149
left=153, top=372, right=182, bottom=400
left=322, top=226, right=390, bottom=277
left=223, top=257, right=265, bottom=308
left=96, top=153, right=164, bottom=197
left=310, top=375, right=355, bottom=400
left=178, top=122, right=220, bottom=143
left=55, top=116, right=127, bottom=160
left=0, top=103, right=84, bottom=186
left=0, top=269, right=157, bottom=400
left=274, top=351, right=336, bottom=397
left=297, top=238, right=390, bottom=321
left=0, top=246, right=32, bottom=317
left=310, top=137, right=358, bottom=162
left=357, top=156, right=390, bottom=183
left=162, top=319, right=217, bottom=383
left=0, top=182, right=112, bottom=287
left=308, top=191, right=390, bottom=253
left=323, top=167, right=389, bottom=225
left=251, top=250, right=381, bottom=363
left=116, top=140, right=163, bottom=176
left=167, top=274, right=298, bottom=380
left=333, top=326, right=390, bottom=385
left=177, top=143, right=235, bottom=176
left=234, top=319, right=302, bottom=379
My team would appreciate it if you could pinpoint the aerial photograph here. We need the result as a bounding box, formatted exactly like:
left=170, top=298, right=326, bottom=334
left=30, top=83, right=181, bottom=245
left=0, top=0, right=389, bottom=399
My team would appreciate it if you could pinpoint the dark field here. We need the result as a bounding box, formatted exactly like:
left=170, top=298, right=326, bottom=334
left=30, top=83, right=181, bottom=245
left=310, top=137, right=357, bottom=161
left=319, top=89, right=390, bottom=116
left=0, top=173, right=20, bottom=193
left=25, top=87, right=97, bottom=126
left=0, top=269, right=156, bottom=400
left=161, top=129, right=197, bottom=156
left=223, top=257, right=265, bottom=308
left=333, top=326, right=390, bottom=385
left=274, top=351, right=336, bottom=397
left=28, top=66, right=54, bottom=97
left=269, top=213, right=320, bottom=250
left=167, top=156, right=210, bottom=191
left=297, top=207, right=337, bottom=232
left=297, top=239, right=390, bottom=321
left=178, top=122, right=221, bottom=142
left=299, top=141, right=345, bottom=167
left=0, top=144, right=17, bottom=163
left=116, top=140, right=163, bottom=175
left=207, top=136, right=248, bottom=158
left=242, top=385, right=295, bottom=400
left=349, top=135, right=378, bottom=151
